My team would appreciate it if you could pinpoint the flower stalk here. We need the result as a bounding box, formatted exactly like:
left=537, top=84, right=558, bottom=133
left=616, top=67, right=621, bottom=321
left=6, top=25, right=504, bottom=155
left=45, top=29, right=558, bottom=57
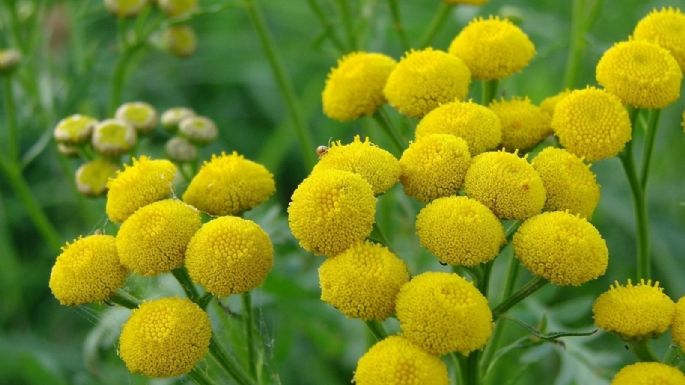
left=419, top=3, right=452, bottom=48
left=492, top=276, right=548, bottom=319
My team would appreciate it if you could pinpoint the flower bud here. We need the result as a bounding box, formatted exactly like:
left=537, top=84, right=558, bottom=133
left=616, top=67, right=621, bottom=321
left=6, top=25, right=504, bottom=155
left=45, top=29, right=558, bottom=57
left=164, top=25, right=197, bottom=58
left=92, top=119, right=137, bottom=156
left=161, top=107, right=195, bottom=132
left=115, top=102, right=158, bottom=134
left=75, top=159, right=119, bottom=197
left=158, top=0, right=198, bottom=17
left=104, top=0, right=148, bottom=18
left=0, top=49, right=21, bottom=75
left=179, top=116, right=218, bottom=145
left=165, top=136, right=197, bottom=162
left=54, top=114, right=97, bottom=144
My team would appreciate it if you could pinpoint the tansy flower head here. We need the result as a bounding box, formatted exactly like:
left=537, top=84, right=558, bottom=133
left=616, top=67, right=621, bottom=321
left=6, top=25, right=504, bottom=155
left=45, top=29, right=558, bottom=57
left=106, top=156, right=177, bottom=223
left=49, top=235, right=128, bottom=306
left=531, top=147, right=600, bottom=219
left=53, top=114, right=97, bottom=144
left=448, top=16, right=535, bottom=80
left=611, top=362, right=685, bottom=385
left=288, top=169, right=376, bottom=257
left=633, top=7, right=685, bottom=71
left=416, top=196, right=505, bottom=267
left=91, top=119, right=137, bottom=156
left=489, top=97, right=551, bottom=152
left=182, top=152, right=275, bottom=216
left=399, top=134, right=471, bottom=202
left=514, top=211, right=608, bottom=286
left=540, top=90, right=571, bottom=117
left=384, top=48, right=471, bottom=117
left=551, top=87, right=631, bottom=162
left=161, top=106, right=195, bottom=132
left=115, top=102, right=158, bottom=134
left=596, top=40, right=682, bottom=109
left=185, top=216, right=273, bottom=297
left=158, top=0, right=197, bottom=17
left=593, top=280, right=675, bottom=340
left=312, top=135, right=400, bottom=195
left=322, top=52, right=397, bottom=122
left=104, top=0, right=148, bottom=18
left=396, top=272, right=492, bottom=355
left=178, top=115, right=218, bottom=144
left=353, top=336, right=449, bottom=385
left=319, top=241, right=409, bottom=321
left=164, top=25, right=198, bottom=58
left=415, top=100, right=502, bottom=155
left=464, top=151, right=545, bottom=220
left=673, top=297, right=685, bottom=351
left=75, top=159, right=119, bottom=197
left=116, top=199, right=201, bottom=276
left=119, top=297, right=211, bottom=377
left=165, top=136, right=197, bottom=162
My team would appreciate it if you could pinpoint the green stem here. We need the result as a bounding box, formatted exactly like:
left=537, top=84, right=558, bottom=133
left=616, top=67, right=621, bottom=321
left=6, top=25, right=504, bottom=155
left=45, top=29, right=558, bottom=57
left=663, top=345, right=682, bottom=365
left=640, top=109, right=661, bottom=190
left=628, top=340, right=658, bottom=362
left=481, top=80, right=499, bottom=106
left=3, top=77, right=18, bottom=162
left=305, top=0, right=345, bottom=53
left=419, top=3, right=452, bottom=48
left=563, top=0, right=586, bottom=88
left=387, top=0, right=410, bottom=50
left=504, top=220, right=521, bottom=239
left=479, top=261, right=493, bottom=296
left=242, top=0, right=317, bottom=169
left=372, top=110, right=405, bottom=154
left=109, top=290, right=140, bottom=309
left=492, top=276, right=548, bottom=319
left=242, top=293, right=258, bottom=380
left=209, top=338, right=257, bottom=385
left=364, top=320, right=387, bottom=341
left=172, top=267, right=201, bottom=301
left=334, top=0, right=356, bottom=50
left=188, top=368, right=217, bottom=385
left=466, top=351, right=480, bottom=385
left=109, top=46, right=137, bottom=115
left=452, top=353, right=468, bottom=385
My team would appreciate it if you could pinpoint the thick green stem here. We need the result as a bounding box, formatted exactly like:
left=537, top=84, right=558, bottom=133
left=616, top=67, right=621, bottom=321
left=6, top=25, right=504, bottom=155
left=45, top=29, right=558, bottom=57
left=172, top=267, right=201, bottom=301
left=387, top=0, right=410, bottom=50
left=3, top=78, right=18, bottom=161
left=466, top=351, right=480, bottom=385
left=334, top=0, right=356, bottom=50
left=419, top=3, right=452, bottom=48
left=188, top=368, right=217, bottom=385
left=628, top=340, right=658, bottom=362
left=479, top=261, right=493, bottom=296
left=242, top=0, right=317, bottom=168
left=109, top=290, right=141, bottom=309
left=109, top=43, right=136, bottom=115
left=209, top=338, right=257, bottom=385
left=372, top=110, right=405, bottom=154
left=242, top=293, right=259, bottom=381
left=640, top=109, right=661, bottom=190
left=453, top=353, right=468, bottom=385
left=305, top=0, right=345, bottom=53
left=492, top=276, right=548, bottom=319
left=481, top=80, right=499, bottom=106
left=563, top=0, right=586, bottom=88
left=365, top=320, right=387, bottom=341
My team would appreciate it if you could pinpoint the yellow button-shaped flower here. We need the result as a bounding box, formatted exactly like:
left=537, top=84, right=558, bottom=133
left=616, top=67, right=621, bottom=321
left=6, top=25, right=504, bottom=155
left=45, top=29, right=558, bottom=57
left=489, top=97, right=551, bottom=152
left=673, top=297, right=685, bottom=351
left=611, top=362, right=685, bottom=385
left=633, top=7, right=685, bottom=71
left=539, top=90, right=570, bottom=117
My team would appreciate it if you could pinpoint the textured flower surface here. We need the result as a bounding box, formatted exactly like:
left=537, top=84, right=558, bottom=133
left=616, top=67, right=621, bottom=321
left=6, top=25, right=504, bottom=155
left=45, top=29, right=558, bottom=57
left=106, top=156, right=177, bottom=223
left=399, top=134, right=471, bottom=202
left=596, top=40, right=682, bottom=108
left=415, top=100, right=502, bottom=155
left=115, top=101, right=158, bottom=134
left=322, top=52, right=397, bottom=121
left=384, top=48, right=471, bottom=117
left=593, top=280, right=675, bottom=339
left=395, top=272, right=492, bottom=355
left=489, top=97, right=551, bottom=151
left=449, top=16, right=535, bottom=80
left=416, top=196, right=504, bottom=266
left=633, top=7, right=685, bottom=71
left=551, top=87, right=631, bottom=162
left=514, top=211, right=608, bottom=286
left=464, top=151, right=545, bottom=220
left=53, top=114, right=97, bottom=144
left=49, top=235, right=127, bottom=306
left=673, top=297, right=685, bottom=350
left=288, top=169, right=375, bottom=257
left=119, top=297, right=211, bottom=377
left=611, top=362, right=685, bottom=385
left=75, top=159, right=119, bottom=197
left=353, top=336, right=448, bottom=385
left=532, top=147, right=600, bottom=218
left=539, top=90, right=570, bottom=117
left=319, top=241, right=409, bottom=320
left=183, top=152, right=275, bottom=216
left=117, top=199, right=201, bottom=276
left=312, top=135, right=400, bottom=194
left=185, top=216, right=273, bottom=297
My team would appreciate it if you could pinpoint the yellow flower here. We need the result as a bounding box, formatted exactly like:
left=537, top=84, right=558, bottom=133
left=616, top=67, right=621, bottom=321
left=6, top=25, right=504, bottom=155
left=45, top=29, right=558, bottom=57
left=161, top=107, right=195, bottom=132
left=551, top=87, right=631, bottom=162
left=319, top=241, right=409, bottom=321
left=185, top=216, right=273, bottom=297
left=117, top=199, right=201, bottom=276
left=288, top=170, right=376, bottom=257
left=106, top=156, right=177, bottom=223
left=75, top=159, right=119, bottom=197
left=322, top=52, right=397, bottom=121
left=448, top=16, right=535, bottom=80
left=183, top=152, right=275, bottom=216
left=164, top=25, right=198, bottom=58
left=673, top=297, right=685, bottom=350
left=593, top=280, right=675, bottom=340
left=415, top=100, right=502, bottom=155
left=165, top=137, right=197, bottom=162
left=178, top=116, right=218, bottom=144
left=596, top=40, right=682, bottom=108
left=416, top=196, right=505, bottom=267
left=396, top=272, right=492, bottom=355
left=384, top=48, right=471, bottom=117
left=633, top=7, right=685, bottom=71
left=91, top=119, right=137, bottom=156
left=353, top=336, right=449, bottom=385
left=53, top=114, right=97, bottom=144
left=464, top=151, right=545, bottom=220
left=104, top=0, right=148, bottom=18
left=312, top=135, right=400, bottom=195
left=158, top=0, right=197, bottom=17
left=539, top=90, right=570, bottom=117
left=115, top=102, right=158, bottom=134
left=119, top=297, right=211, bottom=377
left=489, top=97, right=551, bottom=152
left=513, top=211, right=608, bottom=286
left=49, top=235, right=128, bottom=306
left=399, top=134, right=471, bottom=202
left=611, top=362, right=685, bottom=385
left=531, top=148, right=600, bottom=219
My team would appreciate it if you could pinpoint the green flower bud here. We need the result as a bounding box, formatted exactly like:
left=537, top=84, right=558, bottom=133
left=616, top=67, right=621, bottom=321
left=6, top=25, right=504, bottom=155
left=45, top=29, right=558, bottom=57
left=57, top=143, right=80, bottom=158
left=158, top=0, right=198, bottom=17
left=75, top=159, right=119, bottom=196
left=179, top=116, right=218, bottom=145
left=165, top=25, right=198, bottom=58
left=115, top=101, right=158, bottom=134
left=165, top=137, right=197, bottom=162
left=92, top=119, right=137, bottom=156
left=104, top=0, right=148, bottom=18
left=161, top=107, right=195, bottom=132
left=54, top=114, right=97, bottom=144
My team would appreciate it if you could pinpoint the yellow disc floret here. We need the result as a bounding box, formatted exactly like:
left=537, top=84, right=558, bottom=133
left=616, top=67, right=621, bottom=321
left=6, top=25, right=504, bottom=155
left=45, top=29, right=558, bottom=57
left=75, top=159, right=119, bottom=197
left=384, top=48, right=471, bottom=117
left=312, top=135, right=400, bottom=195
left=288, top=170, right=376, bottom=257
left=593, top=280, right=675, bottom=340
left=399, top=134, right=471, bottom=202
left=540, top=90, right=570, bottom=118
left=185, top=216, right=273, bottom=297
left=551, top=87, right=631, bottom=162
left=673, top=297, right=685, bottom=351
left=322, top=52, right=397, bottom=121
left=596, top=40, right=682, bottom=109
left=513, top=211, right=608, bottom=286
left=416, top=196, right=505, bottom=266
left=489, top=97, right=551, bottom=152
left=183, top=152, right=275, bottom=216
left=116, top=199, right=201, bottom=276
left=49, top=235, right=128, bottom=306
left=611, top=362, right=685, bottom=385
left=106, top=156, right=177, bottom=223
left=353, top=336, right=449, bottom=385
left=464, top=151, right=545, bottom=220
left=415, top=100, right=502, bottom=155
left=119, top=297, right=211, bottom=377
left=531, top=147, right=600, bottom=219
left=633, top=7, right=685, bottom=71
left=448, top=16, right=535, bottom=80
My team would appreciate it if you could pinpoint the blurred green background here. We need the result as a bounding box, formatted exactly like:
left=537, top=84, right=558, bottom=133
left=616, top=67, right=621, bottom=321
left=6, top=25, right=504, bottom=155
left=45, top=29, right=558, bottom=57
left=1, top=0, right=684, bottom=384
